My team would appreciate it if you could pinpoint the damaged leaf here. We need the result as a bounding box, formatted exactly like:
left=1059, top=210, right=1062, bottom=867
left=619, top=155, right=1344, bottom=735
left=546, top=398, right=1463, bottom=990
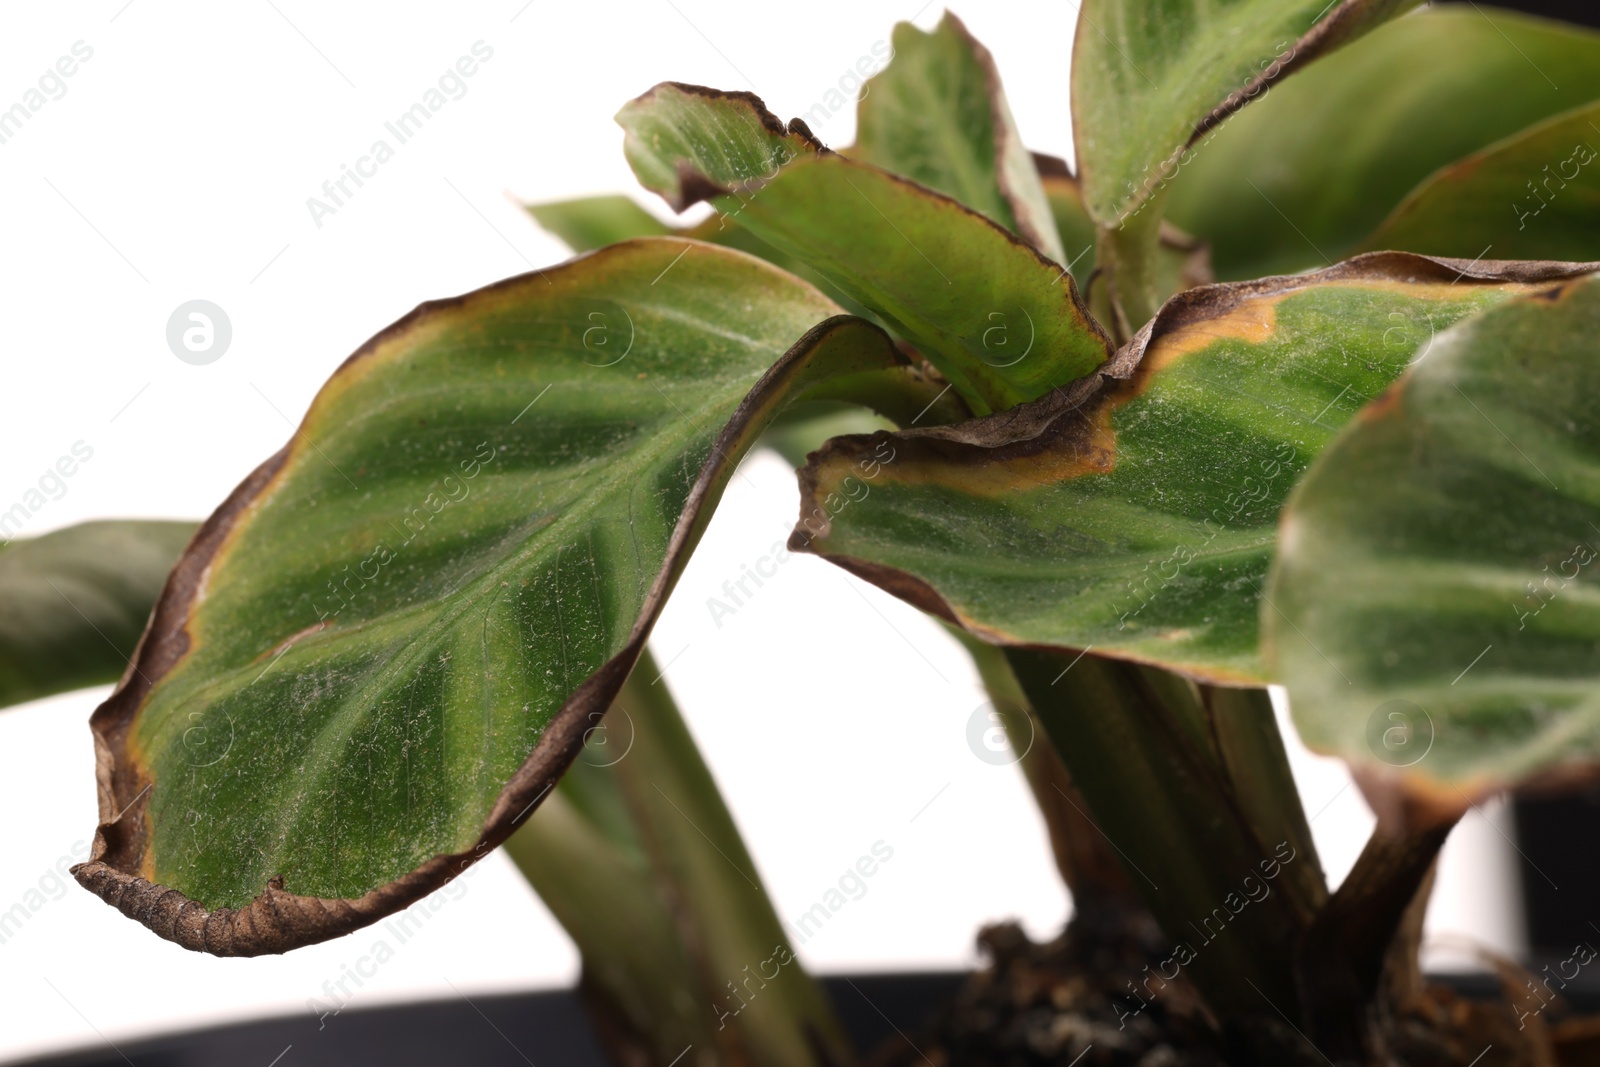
left=1071, top=0, right=1422, bottom=225
left=854, top=12, right=1064, bottom=261
left=617, top=83, right=1112, bottom=415
left=74, top=238, right=909, bottom=955
left=791, top=254, right=1599, bottom=682
left=1268, top=271, right=1600, bottom=820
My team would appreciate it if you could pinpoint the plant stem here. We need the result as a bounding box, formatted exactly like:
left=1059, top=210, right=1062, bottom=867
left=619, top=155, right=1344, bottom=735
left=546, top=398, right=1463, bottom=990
left=1202, top=684, right=1329, bottom=925
left=1005, top=649, right=1310, bottom=1032
left=1096, top=193, right=1171, bottom=342
left=1296, top=820, right=1457, bottom=1061
left=507, top=647, right=852, bottom=1067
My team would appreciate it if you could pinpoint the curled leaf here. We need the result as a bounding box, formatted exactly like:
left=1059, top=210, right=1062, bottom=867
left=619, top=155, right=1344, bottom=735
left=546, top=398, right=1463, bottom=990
left=855, top=13, right=1063, bottom=261
left=618, top=82, right=1112, bottom=414
left=1072, top=0, right=1423, bottom=224
left=1268, top=271, right=1600, bottom=823
left=791, top=253, right=1600, bottom=683
left=75, top=238, right=909, bottom=954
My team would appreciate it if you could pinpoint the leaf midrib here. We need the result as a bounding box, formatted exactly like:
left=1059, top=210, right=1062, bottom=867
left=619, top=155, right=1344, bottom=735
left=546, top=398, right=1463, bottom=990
left=152, top=377, right=757, bottom=893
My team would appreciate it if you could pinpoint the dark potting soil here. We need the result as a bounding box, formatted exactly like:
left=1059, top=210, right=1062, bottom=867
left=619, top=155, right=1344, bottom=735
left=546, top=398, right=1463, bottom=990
left=865, top=918, right=1600, bottom=1067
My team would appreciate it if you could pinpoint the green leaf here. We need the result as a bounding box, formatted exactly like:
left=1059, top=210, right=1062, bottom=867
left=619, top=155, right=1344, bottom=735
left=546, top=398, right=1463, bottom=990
left=1071, top=0, right=1421, bottom=225
left=618, top=82, right=824, bottom=213
left=1036, top=156, right=1099, bottom=283
left=526, top=192, right=876, bottom=323
left=0, top=521, right=196, bottom=709
left=1267, top=271, right=1600, bottom=817
left=618, top=83, right=1112, bottom=415
left=1362, top=102, right=1600, bottom=262
left=855, top=13, right=1064, bottom=261
left=525, top=194, right=670, bottom=253
left=692, top=153, right=1110, bottom=414
left=1167, top=7, right=1600, bottom=280
left=792, top=254, right=1597, bottom=683
left=74, top=238, right=910, bottom=955
left=1035, top=155, right=1213, bottom=300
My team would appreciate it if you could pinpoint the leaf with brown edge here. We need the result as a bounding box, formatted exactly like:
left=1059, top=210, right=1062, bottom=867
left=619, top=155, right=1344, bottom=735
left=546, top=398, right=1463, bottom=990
left=617, top=82, right=824, bottom=213
left=854, top=12, right=1064, bottom=262
left=789, top=253, right=1600, bottom=684
left=73, top=238, right=913, bottom=955
left=617, top=83, right=1113, bottom=416
left=1166, top=6, right=1600, bottom=280
left=1267, top=271, right=1600, bottom=827
left=1071, top=0, right=1423, bottom=225
left=1360, top=100, right=1600, bottom=264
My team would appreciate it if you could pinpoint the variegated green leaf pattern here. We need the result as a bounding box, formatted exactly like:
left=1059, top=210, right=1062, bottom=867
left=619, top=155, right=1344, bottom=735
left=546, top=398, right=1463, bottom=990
left=0, top=521, right=196, bottom=709
left=1167, top=7, right=1600, bottom=279
left=3, top=511, right=847, bottom=1055
left=792, top=254, right=1598, bottom=683
left=617, top=83, right=1112, bottom=415
left=521, top=197, right=951, bottom=459
left=75, top=238, right=913, bottom=955
left=855, top=12, right=1063, bottom=261
left=1071, top=0, right=1421, bottom=224
left=1268, top=272, right=1600, bottom=816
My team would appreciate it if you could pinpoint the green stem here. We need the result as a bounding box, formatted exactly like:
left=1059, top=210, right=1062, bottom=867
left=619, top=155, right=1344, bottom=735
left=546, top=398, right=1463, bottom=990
left=1096, top=192, right=1171, bottom=341
left=760, top=403, right=896, bottom=470
left=1202, top=684, right=1329, bottom=925
left=507, top=647, right=852, bottom=1067
left=1005, top=649, right=1309, bottom=1032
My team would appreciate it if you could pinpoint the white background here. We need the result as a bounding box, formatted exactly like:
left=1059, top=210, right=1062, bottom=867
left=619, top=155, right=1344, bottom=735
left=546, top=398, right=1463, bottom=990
left=0, top=2, right=1526, bottom=1061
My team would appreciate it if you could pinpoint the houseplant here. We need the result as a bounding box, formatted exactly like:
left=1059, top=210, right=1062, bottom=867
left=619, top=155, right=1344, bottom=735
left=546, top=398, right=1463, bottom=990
left=6, top=1, right=1600, bottom=1063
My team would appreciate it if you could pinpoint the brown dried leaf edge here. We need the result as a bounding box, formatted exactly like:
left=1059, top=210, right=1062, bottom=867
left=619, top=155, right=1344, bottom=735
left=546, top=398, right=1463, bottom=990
left=74, top=258, right=894, bottom=956
left=790, top=252, right=1600, bottom=677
